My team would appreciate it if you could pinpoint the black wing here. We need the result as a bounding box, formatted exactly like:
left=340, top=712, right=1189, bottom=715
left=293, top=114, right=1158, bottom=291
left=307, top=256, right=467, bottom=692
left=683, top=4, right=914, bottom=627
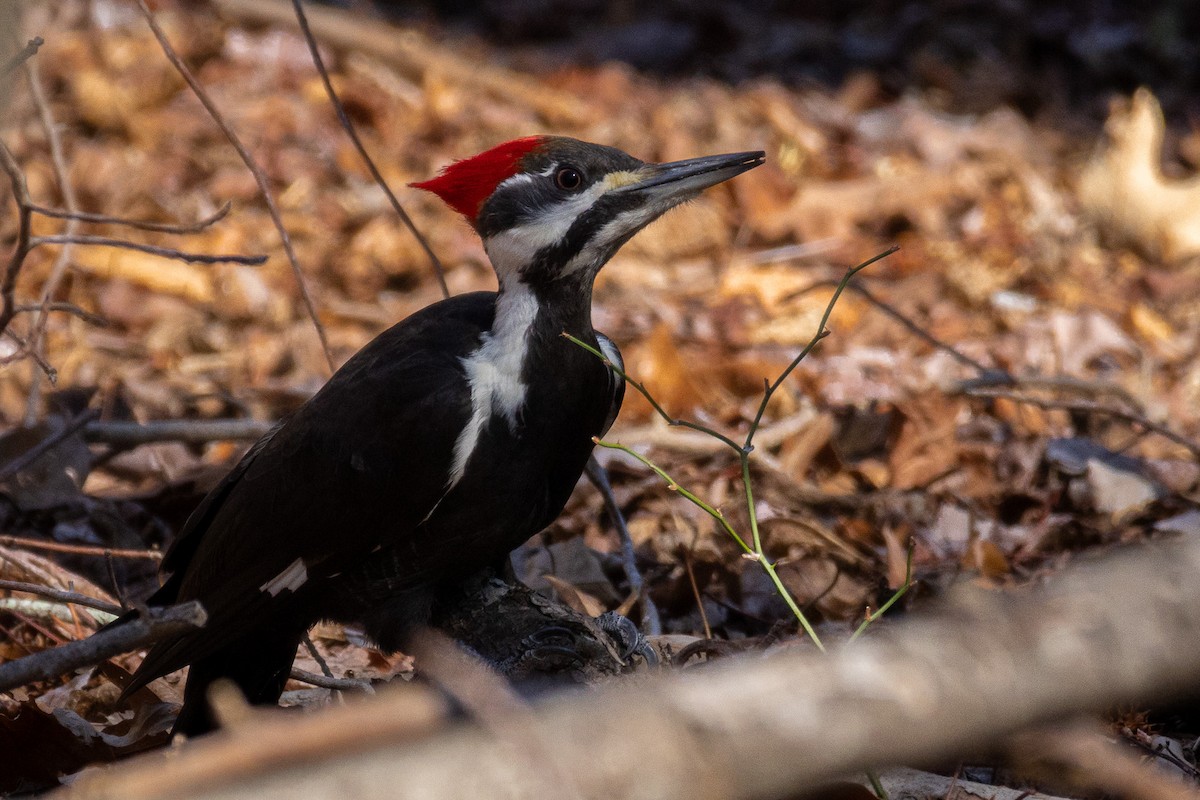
left=129, top=292, right=497, bottom=686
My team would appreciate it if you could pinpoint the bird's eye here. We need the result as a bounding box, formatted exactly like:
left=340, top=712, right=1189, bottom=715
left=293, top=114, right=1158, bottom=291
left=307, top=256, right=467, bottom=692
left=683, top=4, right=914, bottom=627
left=555, top=166, right=583, bottom=191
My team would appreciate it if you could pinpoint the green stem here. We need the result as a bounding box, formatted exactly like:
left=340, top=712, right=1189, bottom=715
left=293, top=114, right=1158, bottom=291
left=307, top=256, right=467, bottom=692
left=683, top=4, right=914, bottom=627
left=563, top=333, right=744, bottom=455
left=593, top=438, right=751, bottom=554
left=759, top=555, right=826, bottom=653
left=850, top=543, right=914, bottom=642
left=741, top=457, right=763, bottom=555
left=743, top=246, right=897, bottom=451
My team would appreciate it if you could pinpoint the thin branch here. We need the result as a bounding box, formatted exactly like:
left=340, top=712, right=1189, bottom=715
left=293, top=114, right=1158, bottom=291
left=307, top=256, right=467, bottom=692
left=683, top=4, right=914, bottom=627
left=792, top=277, right=1005, bottom=380
left=585, top=456, right=661, bottom=635
left=561, top=333, right=744, bottom=455
left=1, top=328, right=56, bottom=378
left=25, top=54, right=81, bottom=423
left=290, top=666, right=375, bottom=694
left=136, top=0, right=335, bottom=372
left=289, top=0, right=449, bottom=299
left=302, top=633, right=335, bottom=680
left=12, top=301, right=108, bottom=326
left=681, top=548, right=711, bottom=639
left=744, top=247, right=896, bottom=450
left=0, top=139, right=33, bottom=338
left=29, top=200, right=234, bottom=233
left=960, top=387, right=1200, bottom=460
left=0, top=601, right=206, bottom=692
left=0, top=407, right=99, bottom=483
left=0, top=535, right=162, bottom=561
left=850, top=544, right=913, bottom=642
left=594, top=438, right=752, bottom=554
left=30, top=235, right=267, bottom=265
left=0, top=578, right=123, bottom=616
left=1, top=36, right=42, bottom=77
left=83, top=418, right=274, bottom=447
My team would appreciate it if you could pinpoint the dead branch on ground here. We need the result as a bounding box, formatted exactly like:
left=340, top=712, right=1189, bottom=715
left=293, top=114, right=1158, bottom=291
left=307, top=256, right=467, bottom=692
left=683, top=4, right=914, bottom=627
left=53, top=535, right=1200, bottom=800
left=0, top=601, right=206, bottom=692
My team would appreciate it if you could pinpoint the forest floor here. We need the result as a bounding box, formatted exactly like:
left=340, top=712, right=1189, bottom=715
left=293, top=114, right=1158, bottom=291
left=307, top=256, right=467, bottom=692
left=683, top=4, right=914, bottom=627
left=1, top=0, right=1199, bottom=795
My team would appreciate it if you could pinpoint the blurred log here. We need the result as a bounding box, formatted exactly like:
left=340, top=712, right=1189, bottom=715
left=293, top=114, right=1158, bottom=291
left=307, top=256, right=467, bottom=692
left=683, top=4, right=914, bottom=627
left=57, top=535, right=1200, bottom=800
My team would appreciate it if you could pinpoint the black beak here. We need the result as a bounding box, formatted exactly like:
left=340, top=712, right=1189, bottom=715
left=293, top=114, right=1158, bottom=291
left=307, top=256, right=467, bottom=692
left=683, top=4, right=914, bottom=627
left=616, top=150, right=766, bottom=198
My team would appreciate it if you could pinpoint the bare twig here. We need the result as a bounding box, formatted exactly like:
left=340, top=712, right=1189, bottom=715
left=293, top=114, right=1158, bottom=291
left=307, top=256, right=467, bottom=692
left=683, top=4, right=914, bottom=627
left=681, top=548, right=712, bottom=639
left=585, top=456, right=661, bottom=635
left=290, top=0, right=449, bottom=299
left=1, top=328, right=56, bottom=378
left=561, top=333, right=744, bottom=455
left=745, top=247, right=897, bottom=449
left=799, top=277, right=1004, bottom=380
left=56, top=536, right=1200, bottom=800
left=962, top=386, right=1200, bottom=460
left=0, top=601, right=206, bottom=692
left=289, top=666, right=374, bottom=694
left=29, top=235, right=267, bottom=265
left=302, top=632, right=336, bottom=680
left=84, top=418, right=274, bottom=447
left=29, top=200, right=234, bottom=234
left=0, top=407, right=98, bottom=483
left=136, top=0, right=335, bottom=372
left=0, top=578, right=123, bottom=616
left=25, top=55, right=81, bottom=422
left=0, top=535, right=162, bottom=561
left=12, top=301, right=108, bottom=326
left=1, top=36, right=41, bottom=76
left=0, top=140, right=33, bottom=338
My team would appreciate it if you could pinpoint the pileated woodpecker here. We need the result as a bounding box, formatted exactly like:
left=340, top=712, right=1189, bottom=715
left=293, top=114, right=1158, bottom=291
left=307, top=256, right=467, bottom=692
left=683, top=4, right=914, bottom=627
left=118, top=136, right=764, bottom=734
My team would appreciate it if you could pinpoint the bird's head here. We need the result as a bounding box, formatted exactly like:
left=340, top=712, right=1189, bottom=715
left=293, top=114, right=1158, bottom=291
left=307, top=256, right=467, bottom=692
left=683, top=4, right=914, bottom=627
left=412, top=136, right=764, bottom=293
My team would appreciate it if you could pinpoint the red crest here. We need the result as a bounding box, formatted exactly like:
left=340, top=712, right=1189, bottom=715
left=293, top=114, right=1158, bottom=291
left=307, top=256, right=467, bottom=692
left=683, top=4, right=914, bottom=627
left=411, top=137, right=547, bottom=223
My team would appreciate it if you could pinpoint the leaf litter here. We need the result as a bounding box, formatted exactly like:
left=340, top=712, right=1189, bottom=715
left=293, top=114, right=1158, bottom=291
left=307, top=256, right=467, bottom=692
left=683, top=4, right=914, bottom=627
left=0, top=0, right=1199, bottom=792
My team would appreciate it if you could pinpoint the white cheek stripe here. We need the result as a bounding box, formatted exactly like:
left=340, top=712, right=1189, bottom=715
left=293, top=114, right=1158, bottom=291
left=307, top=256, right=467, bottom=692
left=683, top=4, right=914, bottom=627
left=260, top=557, right=308, bottom=596
left=484, top=182, right=608, bottom=277
left=558, top=203, right=663, bottom=279
left=446, top=282, right=540, bottom=490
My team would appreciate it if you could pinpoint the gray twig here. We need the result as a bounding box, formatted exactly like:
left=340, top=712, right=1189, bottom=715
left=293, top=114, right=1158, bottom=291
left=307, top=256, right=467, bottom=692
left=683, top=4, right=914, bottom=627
left=585, top=456, right=661, bottom=635
left=0, top=601, right=206, bottom=692
left=290, top=0, right=449, bottom=299
left=961, top=386, right=1200, bottom=460
left=0, top=407, right=99, bottom=483
left=1, top=36, right=41, bottom=76
left=29, top=200, right=234, bottom=234
left=0, top=578, right=123, bottom=616
left=0, top=140, right=33, bottom=338
left=83, top=418, right=274, bottom=447
left=290, top=667, right=375, bottom=695
left=137, top=0, right=335, bottom=372
left=30, top=235, right=266, bottom=265
left=24, top=54, right=81, bottom=423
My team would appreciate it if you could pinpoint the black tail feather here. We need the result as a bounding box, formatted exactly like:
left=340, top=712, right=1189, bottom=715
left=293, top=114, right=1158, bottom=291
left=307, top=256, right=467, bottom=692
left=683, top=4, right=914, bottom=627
left=172, top=629, right=305, bottom=737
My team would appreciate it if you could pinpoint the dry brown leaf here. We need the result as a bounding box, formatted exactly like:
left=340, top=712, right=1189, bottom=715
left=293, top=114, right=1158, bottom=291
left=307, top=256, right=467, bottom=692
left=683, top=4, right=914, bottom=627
left=962, top=538, right=1009, bottom=578
left=540, top=574, right=607, bottom=617
left=1078, top=88, right=1200, bottom=262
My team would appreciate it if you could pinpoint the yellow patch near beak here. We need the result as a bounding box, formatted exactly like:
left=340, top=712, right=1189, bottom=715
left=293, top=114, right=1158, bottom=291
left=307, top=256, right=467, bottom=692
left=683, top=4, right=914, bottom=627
left=602, top=170, right=645, bottom=190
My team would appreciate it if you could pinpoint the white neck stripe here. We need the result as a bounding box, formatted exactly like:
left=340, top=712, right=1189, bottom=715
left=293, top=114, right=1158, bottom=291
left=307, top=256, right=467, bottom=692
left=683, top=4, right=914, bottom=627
left=446, top=283, right=540, bottom=489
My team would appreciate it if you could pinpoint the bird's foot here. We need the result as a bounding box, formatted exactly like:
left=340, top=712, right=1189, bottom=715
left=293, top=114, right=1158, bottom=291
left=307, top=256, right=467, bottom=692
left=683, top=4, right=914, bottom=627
left=594, top=611, right=658, bottom=667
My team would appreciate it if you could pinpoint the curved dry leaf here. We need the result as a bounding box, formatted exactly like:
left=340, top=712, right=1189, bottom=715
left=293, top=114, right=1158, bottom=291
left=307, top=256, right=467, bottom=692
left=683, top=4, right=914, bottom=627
left=1078, top=88, right=1200, bottom=262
